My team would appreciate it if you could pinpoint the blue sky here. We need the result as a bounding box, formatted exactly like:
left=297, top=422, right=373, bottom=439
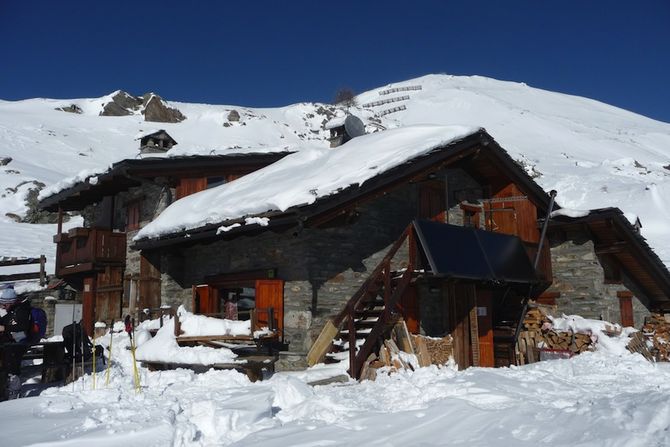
left=1, top=1, right=669, bottom=122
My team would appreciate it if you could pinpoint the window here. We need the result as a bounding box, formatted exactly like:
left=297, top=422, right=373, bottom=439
left=206, top=176, right=226, bottom=189
left=193, top=270, right=284, bottom=339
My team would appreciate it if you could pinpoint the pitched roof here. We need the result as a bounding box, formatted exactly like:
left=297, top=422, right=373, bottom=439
left=549, top=207, right=670, bottom=308
left=38, top=152, right=291, bottom=212
left=133, top=125, right=553, bottom=249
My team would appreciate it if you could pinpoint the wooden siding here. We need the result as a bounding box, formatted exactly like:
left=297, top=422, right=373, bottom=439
left=55, top=228, right=125, bottom=276
left=485, top=183, right=540, bottom=243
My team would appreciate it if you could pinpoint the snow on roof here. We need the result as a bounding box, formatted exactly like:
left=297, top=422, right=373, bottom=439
left=135, top=125, right=479, bottom=240
left=37, top=166, right=112, bottom=201
left=324, top=115, right=347, bottom=130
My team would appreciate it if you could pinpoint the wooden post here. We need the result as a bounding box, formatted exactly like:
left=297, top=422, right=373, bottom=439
left=57, top=207, right=63, bottom=235
left=268, top=307, right=275, bottom=331
left=383, top=261, right=391, bottom=305
left=348, top=307, right=356, bottom=377
left=174, top=309, right=181, bottom=337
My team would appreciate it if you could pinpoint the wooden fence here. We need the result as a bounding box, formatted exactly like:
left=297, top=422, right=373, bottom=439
left=0, top=255, right=47, bottom=285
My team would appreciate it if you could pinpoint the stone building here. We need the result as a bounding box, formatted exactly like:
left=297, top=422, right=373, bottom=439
left=38, top=126, right=670, bottom=376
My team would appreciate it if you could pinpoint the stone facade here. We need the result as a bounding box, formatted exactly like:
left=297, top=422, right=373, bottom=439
left=547, top=229, right=648, bottom=327
left=160, top=185, right=418, bottom=363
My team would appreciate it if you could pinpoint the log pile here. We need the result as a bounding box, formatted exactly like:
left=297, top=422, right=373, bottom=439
left=640, top=313, right=670, bottom=361
left=411, top=334, right=453, bottom=366
left=359, top=321, right=454, bottom=381
left=517, top=305, right=595, bottom=364
left=626, top=331, right=654, bottom=361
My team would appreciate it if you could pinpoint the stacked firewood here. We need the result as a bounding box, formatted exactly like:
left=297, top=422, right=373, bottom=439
left=517, top=305, right=594, bottom=364
left=626, top=331, right=654, bottom=361
left=411, top=334, right=453, bottom=366
left=640, top=313, right=670, bottom=361
left=359, top=321, right=454, bottom=381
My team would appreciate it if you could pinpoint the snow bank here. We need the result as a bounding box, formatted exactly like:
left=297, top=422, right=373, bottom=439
left=135, top=307, right=247, bottom=365
left=3, top=314, right=670, bottom=446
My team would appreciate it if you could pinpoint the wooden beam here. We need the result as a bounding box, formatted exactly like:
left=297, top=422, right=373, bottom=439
left=594, top=241, right=628, bottom=255
left=0, top=272, right=42, bottom=282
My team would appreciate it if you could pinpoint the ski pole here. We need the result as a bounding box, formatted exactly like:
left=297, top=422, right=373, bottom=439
left=104, top=320, right=113, bottom=387
left=80, top=322, right=85, bottom=391
left=92, top=326, right=96, bottom=390
left=71, top=305, right=76, bottom=391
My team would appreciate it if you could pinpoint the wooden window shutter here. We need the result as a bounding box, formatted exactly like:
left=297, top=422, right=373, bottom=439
left=127, top=202, right=140, bottom=231
left=192, top=284, right=218, bottom=314
left=618, top=291, right=634, bottom=327
left=255, top=279, right=284, bottom=338
left=176, top=178, right=208, bottom=200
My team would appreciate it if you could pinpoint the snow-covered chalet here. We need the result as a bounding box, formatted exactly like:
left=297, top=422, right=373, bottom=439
left=39, top=124, right=670, bottom=377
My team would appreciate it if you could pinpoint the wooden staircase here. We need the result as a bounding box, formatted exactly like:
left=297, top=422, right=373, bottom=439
left=308, top=225, right=416, bottom=379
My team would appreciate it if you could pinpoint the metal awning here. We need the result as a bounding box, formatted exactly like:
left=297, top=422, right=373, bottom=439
left=413, top=219, right=539, bottom=284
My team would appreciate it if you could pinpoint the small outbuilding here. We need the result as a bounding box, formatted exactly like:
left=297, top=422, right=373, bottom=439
left=138, top=130, right=177, bottom=154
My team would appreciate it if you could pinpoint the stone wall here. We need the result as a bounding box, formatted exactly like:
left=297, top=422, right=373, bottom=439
left=547, top=229, right=648, bottom=327
left=159, top=185, right=418, bottom=366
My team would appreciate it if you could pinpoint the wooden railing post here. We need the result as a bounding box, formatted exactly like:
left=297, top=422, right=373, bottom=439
left=348, top=305, right=356, bottom=376
left=174, top=308, right=181, bottom=337
left=383, top=261, right=391, bottom=305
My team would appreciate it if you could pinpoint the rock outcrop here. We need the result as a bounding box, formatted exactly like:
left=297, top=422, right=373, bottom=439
left=98, top=90, right=186, bottom=123
left=55, top=104, right=83, bottom=114
left=100, top=91, right=143, bottom=116
left=142, top=93, right=186, bottom=123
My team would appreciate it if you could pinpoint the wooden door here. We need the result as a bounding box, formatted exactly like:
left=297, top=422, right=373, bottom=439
left=139, top=254, right=161, bottom=311
left=485, top=183, right=539, bottom=242
left=193, top=285, right=218, bottom=314
left=400, top=285, right=420, bottom=334
left=447, top=283, right=476, bottom=369
left=95, top=266, right=123, bottom=326
left=477, top=291, right=494, bottom=367
left=255, top=279, right=284, bottom=338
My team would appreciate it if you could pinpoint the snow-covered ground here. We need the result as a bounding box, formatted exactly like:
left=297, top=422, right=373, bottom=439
left=1, top=315, right=669, bottom=446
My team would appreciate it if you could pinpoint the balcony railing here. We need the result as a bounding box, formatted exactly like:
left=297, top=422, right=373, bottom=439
left=54, top=227, right=126, bottom=275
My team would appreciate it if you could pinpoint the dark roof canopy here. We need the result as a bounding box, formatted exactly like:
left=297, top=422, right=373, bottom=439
left=39, top=152, right=291, bottom=212
left=413, top=219, right=540, bottom=285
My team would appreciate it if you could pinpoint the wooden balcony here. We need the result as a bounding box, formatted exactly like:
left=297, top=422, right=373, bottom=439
left=54, top=227, right=126, bottom=276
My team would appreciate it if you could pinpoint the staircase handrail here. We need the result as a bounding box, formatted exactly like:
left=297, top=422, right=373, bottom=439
left=333, top=224, right=412, bottom=328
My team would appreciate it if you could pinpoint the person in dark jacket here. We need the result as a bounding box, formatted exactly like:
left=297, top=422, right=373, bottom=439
left=0, top=286, right=31, bottom=399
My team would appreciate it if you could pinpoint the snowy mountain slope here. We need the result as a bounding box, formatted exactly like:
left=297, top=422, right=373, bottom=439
left=357, top=74, right=670, bottom=261
left=1, top=74, right=669, bottom=268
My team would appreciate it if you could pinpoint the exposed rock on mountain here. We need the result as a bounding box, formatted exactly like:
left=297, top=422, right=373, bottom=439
left=143, top=93, right=186, bottom=123
left=100, top=91, right=142, bottom=116
left=227, top=110, right=240, bottom=122
left=55, top=104, right=83, bottom=114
